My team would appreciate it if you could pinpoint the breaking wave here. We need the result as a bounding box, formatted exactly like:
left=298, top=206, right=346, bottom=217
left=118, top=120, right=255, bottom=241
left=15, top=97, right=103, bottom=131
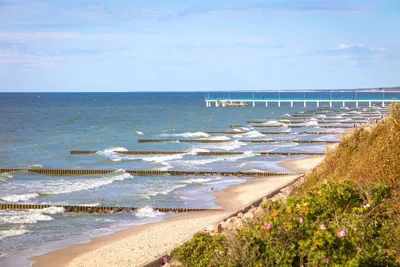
left=135, top=206, right=165, bottom=218
left=162, top=132, right=210, bottom=138
left=0, top=207, right=64, bottom=225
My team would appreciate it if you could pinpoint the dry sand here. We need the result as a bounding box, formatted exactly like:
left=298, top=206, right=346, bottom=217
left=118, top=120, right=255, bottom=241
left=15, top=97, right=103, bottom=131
left=31, top=157, right=322, bottom=267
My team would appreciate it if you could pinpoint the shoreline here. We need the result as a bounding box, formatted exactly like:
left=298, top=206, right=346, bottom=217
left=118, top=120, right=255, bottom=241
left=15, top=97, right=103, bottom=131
left=31, top=156, right=322, bottom=267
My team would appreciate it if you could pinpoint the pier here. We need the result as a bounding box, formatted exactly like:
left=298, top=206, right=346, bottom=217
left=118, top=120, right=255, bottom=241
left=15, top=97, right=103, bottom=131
left=205, top=92, right=400, bottom=108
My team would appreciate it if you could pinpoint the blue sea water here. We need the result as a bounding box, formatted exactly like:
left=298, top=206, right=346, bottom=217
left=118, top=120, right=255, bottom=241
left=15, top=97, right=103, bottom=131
left=0, top=92, right=396, bottom=266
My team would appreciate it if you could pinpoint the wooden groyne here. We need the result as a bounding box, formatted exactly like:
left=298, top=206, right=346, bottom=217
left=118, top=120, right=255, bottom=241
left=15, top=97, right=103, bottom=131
left=0, top=168, right=304, bottom=177
left=204, top=131, right=342, bottom=135
left=248, top=119, right=367, bottom=124
left=137, top=139, right=339, bottom=144
left=70, top=151, right=325, bottom=156
left=71, top=151, right=186, bottom=155
left=0, top=203, right=222, bottom=213
left=250, top=125, right=356, bottom=129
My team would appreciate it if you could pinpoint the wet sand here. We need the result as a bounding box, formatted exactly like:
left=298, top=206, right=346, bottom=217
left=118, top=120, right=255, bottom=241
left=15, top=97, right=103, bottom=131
left=31, top=157, right=322, bottom=267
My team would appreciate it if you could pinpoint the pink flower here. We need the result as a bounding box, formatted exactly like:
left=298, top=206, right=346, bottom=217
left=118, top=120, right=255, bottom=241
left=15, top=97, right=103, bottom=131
left=299, top=217, right=304, bottom=224
left=264, top=223, right=272, bottom=229
left=337, top=230, right=346, bottom=238
left=324, top=258, right=330, bottom=264
left=320, top=224, right=326, bottom=230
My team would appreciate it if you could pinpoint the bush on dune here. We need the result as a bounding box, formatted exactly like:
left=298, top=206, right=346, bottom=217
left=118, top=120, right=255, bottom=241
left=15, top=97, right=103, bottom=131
left=173, top=181, right=399, bottom=266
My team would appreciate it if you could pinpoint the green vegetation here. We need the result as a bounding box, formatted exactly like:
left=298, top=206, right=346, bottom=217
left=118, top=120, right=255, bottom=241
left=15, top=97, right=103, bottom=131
left=172, top=104, right=400, bottom=266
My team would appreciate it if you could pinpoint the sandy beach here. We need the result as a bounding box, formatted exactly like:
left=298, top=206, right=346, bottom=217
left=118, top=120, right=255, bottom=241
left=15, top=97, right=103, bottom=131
left=30, top=155, right=323, bottom=267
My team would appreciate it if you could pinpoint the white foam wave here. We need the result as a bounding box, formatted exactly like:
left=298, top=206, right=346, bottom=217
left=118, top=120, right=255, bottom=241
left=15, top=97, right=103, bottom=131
left=0, top=207, right=64, bottom=225
left=0, top=172, right=13, bottom=183
left=177, top=152, right=256, bottom=167
left=1, top=170, right=133, bottom=201
left=208, top=136, right=231, bottom=140
left=316, top=114, right=327, bottom=118
left=208, top=178, right=246, bottom=185
left=232, top=128, right=242, bottom=132
left=242, top=131, right=264, bottom=138
left=135, top=206, right=165, bottom=218
left=282, top=113, right=292, bottom=117
left=0, top=226, right=28, bottom=240
left=232, top=135, right=243, bottom=138
left=185, top=148, right=210, bottom=155
left=40, top=207, right=65, bottom=214
left=263, top=120, right=283, bottom=126
left=181, top=177, right=223, bottom=184
left=28, top=164, right=43, bottom=169
left=247, top=169, right=265, bottom=172
left=97, top=147, right=128, bottom=162
left=136, top=131, right=144, bottom=135
left=240, top=127, right=250, bottom=131
left=141, top=184, right=187, bottom=199
left=305, top=121, right=319, bottom=127
left=141, top=154, right=185, bottom=163
left=40, top=170, right=133, bottom=195
left=163, top=132, right=210, bottom=138
left=0, top=193, right=40, bottom=202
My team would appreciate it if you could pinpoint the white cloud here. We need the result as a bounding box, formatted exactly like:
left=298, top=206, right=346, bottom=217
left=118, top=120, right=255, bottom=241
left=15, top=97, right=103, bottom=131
left=336, top=43, right=388, bottom=52
left=328, top=43, right=389, bottom=66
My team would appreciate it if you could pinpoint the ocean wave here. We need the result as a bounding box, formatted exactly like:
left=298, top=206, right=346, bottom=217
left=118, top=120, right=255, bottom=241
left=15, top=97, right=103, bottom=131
left=208, top=136, right=231, bottom=140
left=141, top=184, right=187, bottom=199
left=247, top=169, right=265, bottom=172
left=305, top=121, right=319, bottom=127
left=316, top=114, right=327, bottom=118
left=0, top=207, right=64, bottom=225
left=185, top=148, right=210, bottom=155
left=90, top=126, right=109, bottom=132
left=38, top=170, right=133, bottom=195
left=282, top=113, right=292, bottom=117
left=0, top=170, right=133, bottom=201
left=232, top=128, right=242, bottom=132
left=0, top=226, right=29, bottom=240
left=232, top=134, right=243, bottom=138
left=176, top=152, right=256, bottom=167
left=181, top=177, right=223, bottom=184
left=27, top=164, right=43, bottom=169
left=0, top=193, right=40, bottom=202
left=242, top=131, right=264, bottom=138
left=208, top=178, right=246, bottom=185
left=239, top=127, right=250, bottom=131
left=200, top=140, right=247, bottom=151
left=97, top=147, right=128, bottom=162
left=141, top=154, right=185, bottom=163
left=0, top=172, right=13, bottom=183
left=136, top=131, right=144, bottom=135
left=135, top=206, right=165, bottom=218
left=263, top=120, right=284, bottom=126
left=162, top=132, right=210, bottom=138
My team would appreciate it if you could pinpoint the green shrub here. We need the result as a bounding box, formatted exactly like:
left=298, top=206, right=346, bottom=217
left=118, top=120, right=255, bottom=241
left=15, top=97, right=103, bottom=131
left=172, top=181, right=400, bottom=266
left=171, top=104, right=400, bottom=266
left=171, top=232, right=227, bottom=267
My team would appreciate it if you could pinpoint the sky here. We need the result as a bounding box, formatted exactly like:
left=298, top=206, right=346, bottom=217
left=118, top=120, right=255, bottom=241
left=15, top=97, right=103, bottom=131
left=0, top=0, right=399, bottom=92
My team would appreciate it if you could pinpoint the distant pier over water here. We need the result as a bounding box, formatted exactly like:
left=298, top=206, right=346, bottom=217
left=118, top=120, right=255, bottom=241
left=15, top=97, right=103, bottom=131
left=205, top=90, right=400, bottom=108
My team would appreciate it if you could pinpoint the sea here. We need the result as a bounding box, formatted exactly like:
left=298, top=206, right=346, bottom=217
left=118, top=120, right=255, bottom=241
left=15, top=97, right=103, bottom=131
left=0, top=91, right=398, bottom=266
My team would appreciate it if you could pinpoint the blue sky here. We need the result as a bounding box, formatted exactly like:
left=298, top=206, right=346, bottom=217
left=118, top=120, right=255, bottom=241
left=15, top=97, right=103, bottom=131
left=0, top=0, right=399, bottom=92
